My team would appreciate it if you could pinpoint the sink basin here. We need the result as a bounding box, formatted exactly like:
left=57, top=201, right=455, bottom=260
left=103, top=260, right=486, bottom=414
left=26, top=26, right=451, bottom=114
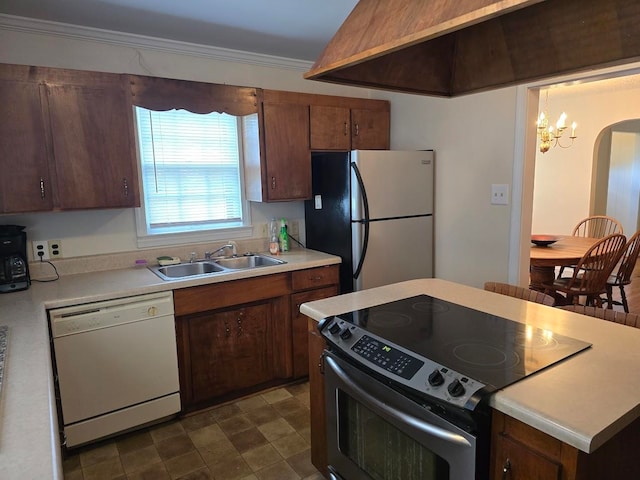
left=152, top=261, right=225, bottom=280
left=149, top=254, right=286, bottom=280
left=214, top=254, right=286, bottom=270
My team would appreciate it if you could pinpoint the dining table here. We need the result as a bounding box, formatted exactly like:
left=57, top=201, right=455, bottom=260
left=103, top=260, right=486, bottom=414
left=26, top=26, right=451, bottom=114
left=529, top=235, right=600, bottom=291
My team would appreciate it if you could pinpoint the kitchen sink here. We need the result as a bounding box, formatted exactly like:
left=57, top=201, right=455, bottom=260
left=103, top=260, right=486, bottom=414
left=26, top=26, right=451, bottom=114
left=154, top=261, right=225, bottom=279
left=214, top=254, right=285, bottom=270
left=149, top=254, right=286, bottom=281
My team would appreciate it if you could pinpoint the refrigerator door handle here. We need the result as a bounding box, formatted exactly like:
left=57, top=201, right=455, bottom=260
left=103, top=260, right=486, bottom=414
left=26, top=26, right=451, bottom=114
left=351, top=162, right=370, bottom=280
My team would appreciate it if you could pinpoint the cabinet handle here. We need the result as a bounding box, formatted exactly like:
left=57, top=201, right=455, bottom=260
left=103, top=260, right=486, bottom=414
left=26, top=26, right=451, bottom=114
left=40, top=177, right=46, bottom=199
left=502, top=458, right=511, bottom=479
left=343, top=121, right=348, bottom=136
left=310, top=276, right=322, bottom=282
left=354, top=123, right=360, bottom=136
left=271, top=176, right=276, bottom=189
left=123, top=178, right=129, bottom=196
left=237, top=312, right=243, bottom=336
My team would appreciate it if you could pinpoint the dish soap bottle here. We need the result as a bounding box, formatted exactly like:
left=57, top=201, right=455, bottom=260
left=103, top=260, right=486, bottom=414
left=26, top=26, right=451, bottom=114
left=269, top=218, right=279, bottom=255
left=279, top=218, right=289, bottom=252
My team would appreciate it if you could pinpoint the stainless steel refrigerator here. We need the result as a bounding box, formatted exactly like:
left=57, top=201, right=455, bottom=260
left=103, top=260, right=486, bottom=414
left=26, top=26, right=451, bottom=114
left=305, top=150, right=434, bottom=293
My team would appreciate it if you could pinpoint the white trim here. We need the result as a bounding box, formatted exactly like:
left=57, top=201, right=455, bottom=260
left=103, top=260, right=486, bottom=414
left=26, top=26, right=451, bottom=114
left=0, top=13, right=313, bottom=71
left=508, top=85, right=528, bottom=284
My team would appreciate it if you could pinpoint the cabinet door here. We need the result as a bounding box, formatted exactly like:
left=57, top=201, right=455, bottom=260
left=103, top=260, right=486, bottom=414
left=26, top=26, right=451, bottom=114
left=0, top=80, right=54, bottom=212
left=351, top=107, right=390, bottom=150
left=310, top=105, right=351, bottom=150
left=493, top=434, right=562, bottom=480
left=291, top=285, right=338, bottom=378
left=188, top=302, right=274, bottom=404
left=262, top=102, right=311, bottom=201
left=46, top=79, right=138, bottom=209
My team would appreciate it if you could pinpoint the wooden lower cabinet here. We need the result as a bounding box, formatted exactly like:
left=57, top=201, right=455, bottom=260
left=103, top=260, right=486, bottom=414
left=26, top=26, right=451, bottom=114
left=291, top=265, right=339, bottom=379
left=174, top=266, right=339, bottom=411
left=491, top=410, right=640, bottom=480
left=187, top=301, right=276, bottom=403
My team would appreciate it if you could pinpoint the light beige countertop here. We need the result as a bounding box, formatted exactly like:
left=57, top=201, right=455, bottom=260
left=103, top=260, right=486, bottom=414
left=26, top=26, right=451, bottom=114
left=0, top=249, right=340, bottom=479
left=300, top=278, right=640, bottom=455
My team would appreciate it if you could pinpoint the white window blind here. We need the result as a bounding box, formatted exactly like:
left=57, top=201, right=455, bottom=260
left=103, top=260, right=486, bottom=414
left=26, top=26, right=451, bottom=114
left=135, top=107, right=245, bottom=237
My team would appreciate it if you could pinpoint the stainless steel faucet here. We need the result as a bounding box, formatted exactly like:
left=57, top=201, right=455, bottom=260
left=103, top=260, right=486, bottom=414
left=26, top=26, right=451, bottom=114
left=204, top=242, right=237, bottom=259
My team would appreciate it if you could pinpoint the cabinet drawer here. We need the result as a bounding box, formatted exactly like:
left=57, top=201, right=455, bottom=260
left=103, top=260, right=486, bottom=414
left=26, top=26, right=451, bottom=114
left=291, top=265, right=339, bottom=291
left=174, top=273, right=290, bottom=316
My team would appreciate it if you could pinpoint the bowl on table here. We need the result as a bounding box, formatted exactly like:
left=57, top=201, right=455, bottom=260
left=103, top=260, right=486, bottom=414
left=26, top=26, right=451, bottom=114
left=531, top=235, right=559, bottom=247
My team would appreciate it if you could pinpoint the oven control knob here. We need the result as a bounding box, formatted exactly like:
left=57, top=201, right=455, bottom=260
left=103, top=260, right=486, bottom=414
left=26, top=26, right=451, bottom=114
left=329, top=323, right=341, bottom=335
left=339, top=328, right=352, bottom=340
left=428, top=369, right=445, bottom=386
left=447, top=379, right=466, bottom=397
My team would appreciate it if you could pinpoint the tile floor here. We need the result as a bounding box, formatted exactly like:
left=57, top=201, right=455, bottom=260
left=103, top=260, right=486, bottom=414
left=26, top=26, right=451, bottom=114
left=62, top=382, right=325, bottom=480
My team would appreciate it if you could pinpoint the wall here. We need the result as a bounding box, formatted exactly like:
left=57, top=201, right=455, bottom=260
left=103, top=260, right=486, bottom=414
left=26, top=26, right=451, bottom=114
left=376, top=88, right=518, bottom=285
left=607, top=131, right=640, bottom=234
left=0, top=19, right=519, bottom=288
left=531, top=76, right=640, bottom=235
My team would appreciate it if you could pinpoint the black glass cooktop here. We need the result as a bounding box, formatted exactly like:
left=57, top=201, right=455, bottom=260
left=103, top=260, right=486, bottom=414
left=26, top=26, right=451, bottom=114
left=334, top=294, right=591, bottom=390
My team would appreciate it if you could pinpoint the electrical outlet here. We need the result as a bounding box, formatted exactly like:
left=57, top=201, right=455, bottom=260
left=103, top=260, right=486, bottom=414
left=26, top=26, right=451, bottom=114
left=32, top=240, right=50, bottom=260
left=261, top=223, right=268, bottom=237
left=288, top=220, right=299, bottom=236
left=49, top=239, right=63, bottom=258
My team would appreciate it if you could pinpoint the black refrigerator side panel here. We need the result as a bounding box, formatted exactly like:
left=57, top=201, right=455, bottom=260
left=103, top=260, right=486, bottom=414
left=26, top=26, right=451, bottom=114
left=305, top=152, right=354, bottom=294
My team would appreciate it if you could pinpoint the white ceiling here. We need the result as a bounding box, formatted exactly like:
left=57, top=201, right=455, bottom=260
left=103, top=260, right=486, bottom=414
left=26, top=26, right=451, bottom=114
left=0, top=0, right=358, bottom=61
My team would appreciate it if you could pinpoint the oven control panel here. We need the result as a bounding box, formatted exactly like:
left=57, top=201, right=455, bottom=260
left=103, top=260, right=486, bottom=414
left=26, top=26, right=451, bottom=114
left=319, top=316, right=488, bottom=410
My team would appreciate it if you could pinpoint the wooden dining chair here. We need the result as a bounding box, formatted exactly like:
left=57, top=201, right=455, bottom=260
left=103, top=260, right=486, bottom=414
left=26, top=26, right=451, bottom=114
left=484, top=282, right=555, bottom=306
left=603, top=230, right=640, bottom=313
left=559, top=305, right=640, bottom=328
left=557, top=215, right=624, bottom=278
left=572, top=215, right=624, bottom=238
left=543, top=233, right=627, bottom=307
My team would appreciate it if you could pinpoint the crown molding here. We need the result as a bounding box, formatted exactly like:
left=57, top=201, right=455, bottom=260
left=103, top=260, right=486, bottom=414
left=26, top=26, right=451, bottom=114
left=0, top=14, right=313, bottom=71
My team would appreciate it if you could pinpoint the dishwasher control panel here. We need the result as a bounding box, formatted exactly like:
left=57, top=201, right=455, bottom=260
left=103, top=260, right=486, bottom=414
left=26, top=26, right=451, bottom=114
left=50, top=291, right=174, bottom=337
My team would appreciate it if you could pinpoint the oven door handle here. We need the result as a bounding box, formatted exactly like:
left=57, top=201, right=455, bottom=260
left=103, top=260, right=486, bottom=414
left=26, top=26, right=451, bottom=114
left=326, top=355, right=472, bottom=448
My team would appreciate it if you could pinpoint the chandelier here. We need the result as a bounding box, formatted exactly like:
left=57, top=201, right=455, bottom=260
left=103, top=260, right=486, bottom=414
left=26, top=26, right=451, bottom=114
left=536, top=92, right=577, bottom=154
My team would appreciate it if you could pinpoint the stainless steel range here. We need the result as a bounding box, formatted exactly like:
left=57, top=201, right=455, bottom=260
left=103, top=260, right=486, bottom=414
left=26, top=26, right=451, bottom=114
left=318, top=294, right=591, bottom=480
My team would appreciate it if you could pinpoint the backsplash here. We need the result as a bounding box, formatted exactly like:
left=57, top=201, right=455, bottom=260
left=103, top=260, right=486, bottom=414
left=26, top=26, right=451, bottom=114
left=28, top=237, right=279, bottom=279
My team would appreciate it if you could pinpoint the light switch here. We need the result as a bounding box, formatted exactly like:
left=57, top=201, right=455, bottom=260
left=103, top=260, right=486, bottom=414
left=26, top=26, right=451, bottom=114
left=314, top=195, right=322, bottom=209
left=491, top=184, right=509, bottom=205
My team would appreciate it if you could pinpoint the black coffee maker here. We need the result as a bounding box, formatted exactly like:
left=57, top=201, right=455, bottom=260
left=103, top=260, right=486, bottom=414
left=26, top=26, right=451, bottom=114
left=0, top=225, right=30, bottom=293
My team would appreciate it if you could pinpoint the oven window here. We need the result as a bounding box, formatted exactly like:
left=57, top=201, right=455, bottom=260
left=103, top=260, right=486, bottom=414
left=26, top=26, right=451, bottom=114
left=337, top=390, right=450, bottom=479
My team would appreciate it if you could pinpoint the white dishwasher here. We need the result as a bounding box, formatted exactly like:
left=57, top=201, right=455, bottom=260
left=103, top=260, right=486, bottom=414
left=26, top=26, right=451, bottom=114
left=49, top=291, right=181, bottom=448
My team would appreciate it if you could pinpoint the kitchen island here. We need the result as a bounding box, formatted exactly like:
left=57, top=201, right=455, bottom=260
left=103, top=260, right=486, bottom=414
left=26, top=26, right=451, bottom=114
left=0, top=248, right=340, bottom=479
left=300, top=278, right=640, bottom=478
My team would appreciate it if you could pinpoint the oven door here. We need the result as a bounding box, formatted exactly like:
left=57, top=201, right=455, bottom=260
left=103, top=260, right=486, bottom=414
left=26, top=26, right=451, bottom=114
left=324, top=351, right=477, bottom=480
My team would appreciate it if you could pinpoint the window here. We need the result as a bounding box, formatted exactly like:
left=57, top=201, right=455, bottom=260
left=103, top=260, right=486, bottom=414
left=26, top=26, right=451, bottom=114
left=134, top=107, right=253, bottom=247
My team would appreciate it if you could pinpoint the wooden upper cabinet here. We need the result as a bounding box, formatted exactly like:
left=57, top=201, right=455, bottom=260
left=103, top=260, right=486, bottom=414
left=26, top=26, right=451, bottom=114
left=46, top=77, right=138, bottom=209
left=351, top=107, right=391, bottom=150
left=309, top=100, right=390, bottom=151
left=0, top=77, right=54, bottom=213
left=261, top=101, right=311, bottom=201
left=0, top=64, right=140, bottom=212
left=310, top=105, right=352, bottom=151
